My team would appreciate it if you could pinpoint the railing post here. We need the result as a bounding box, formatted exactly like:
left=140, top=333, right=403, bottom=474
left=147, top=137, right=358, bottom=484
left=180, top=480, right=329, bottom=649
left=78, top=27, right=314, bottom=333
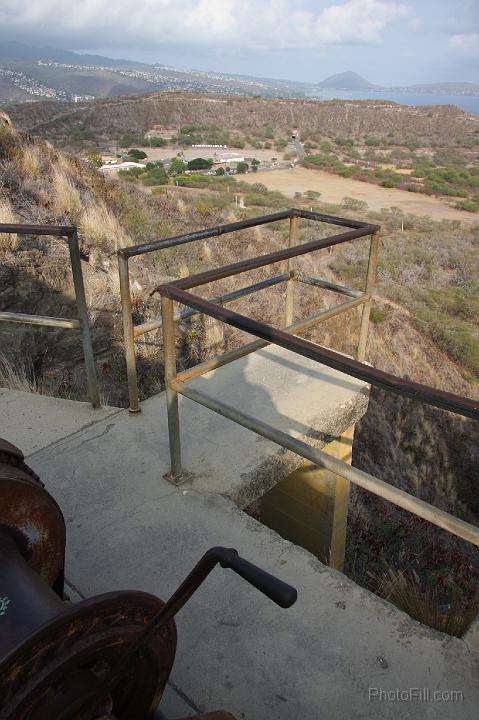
left=118, top=253, right=140, bottom=413
left=357, top=229, right=380, bottom=362
left=285, top=214, right=298, bottom=327
left=67, top=229, right=100, bottom=408
left=161, top=296, right=183, bottom=481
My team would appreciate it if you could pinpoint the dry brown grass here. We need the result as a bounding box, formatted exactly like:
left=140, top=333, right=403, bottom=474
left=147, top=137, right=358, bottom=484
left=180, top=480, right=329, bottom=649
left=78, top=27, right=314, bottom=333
left=375, top=566, right=479, bottom=637
left=79, top=201, right=130, bottom=251
left=0, top=196, right=17, bottom=250
left=0, top=354, right=37, bottom=393
left=51, top=168, right=82, bottom=217
left=20, top=144, right=42, bottom=176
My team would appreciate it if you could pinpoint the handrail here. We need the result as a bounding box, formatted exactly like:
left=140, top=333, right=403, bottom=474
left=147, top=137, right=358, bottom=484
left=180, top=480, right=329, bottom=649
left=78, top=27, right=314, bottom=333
left=161, top=284, right=478, bottom=421
left=118, top=208, right=377, bottom=412
left=0, top=223, right=100, bottom=407
left=150, top=209, right=479, bottom=564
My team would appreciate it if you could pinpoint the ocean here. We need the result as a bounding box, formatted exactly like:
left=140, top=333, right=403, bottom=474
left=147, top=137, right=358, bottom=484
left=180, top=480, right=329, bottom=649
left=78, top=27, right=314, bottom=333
left=307, top=88, right=479, bottom=117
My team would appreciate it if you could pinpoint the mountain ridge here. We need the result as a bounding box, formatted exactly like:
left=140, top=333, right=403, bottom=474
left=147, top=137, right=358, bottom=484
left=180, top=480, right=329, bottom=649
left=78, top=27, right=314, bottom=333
left=0, top=42, right=478, bottom=102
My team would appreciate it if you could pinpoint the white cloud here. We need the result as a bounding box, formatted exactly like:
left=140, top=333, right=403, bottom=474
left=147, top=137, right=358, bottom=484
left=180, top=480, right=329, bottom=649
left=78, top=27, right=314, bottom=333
left=0, top=0, right=411, bottom=51
left=449, top=33, right=479, bottom=60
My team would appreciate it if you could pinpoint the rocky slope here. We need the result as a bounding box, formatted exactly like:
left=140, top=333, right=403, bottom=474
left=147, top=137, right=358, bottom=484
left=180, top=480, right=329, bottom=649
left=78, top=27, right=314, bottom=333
left=3, top=91, right=479, bottom=147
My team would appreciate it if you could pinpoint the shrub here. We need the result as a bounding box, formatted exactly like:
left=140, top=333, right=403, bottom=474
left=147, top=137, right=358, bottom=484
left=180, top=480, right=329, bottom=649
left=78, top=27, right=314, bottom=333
left=141, top=166, right=168, bottom=186
left=335, top=136, right=354, bottom=147
left=455, top=200, right=478, bottom=213
left=118, top=167, right=145, bottom=181
left=147, top=137, right=167, bottom=147
left=128, top=149, right=147, bottom=160
left=168, top=159, right=187, bottom=176
left=341, top=197, right=368, bottom=211
left=249, top=182, right=268, bottom=194
left=187, top=157, right=213, bottom=170
left=370, top=307, right=387, bottom=324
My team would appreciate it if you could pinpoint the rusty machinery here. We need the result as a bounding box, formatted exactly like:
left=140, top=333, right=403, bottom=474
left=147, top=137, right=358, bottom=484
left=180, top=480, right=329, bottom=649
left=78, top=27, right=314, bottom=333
left=0, top=438, right=297, bottom=720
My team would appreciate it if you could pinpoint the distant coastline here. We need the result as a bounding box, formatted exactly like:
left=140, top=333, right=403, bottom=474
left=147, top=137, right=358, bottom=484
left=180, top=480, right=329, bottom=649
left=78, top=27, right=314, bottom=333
left=306, top=88, right=479, bottom=116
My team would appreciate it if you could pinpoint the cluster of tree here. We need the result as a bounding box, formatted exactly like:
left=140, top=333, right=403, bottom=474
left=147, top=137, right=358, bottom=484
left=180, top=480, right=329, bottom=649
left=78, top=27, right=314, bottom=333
left=118, top=161, right=168, bottom=186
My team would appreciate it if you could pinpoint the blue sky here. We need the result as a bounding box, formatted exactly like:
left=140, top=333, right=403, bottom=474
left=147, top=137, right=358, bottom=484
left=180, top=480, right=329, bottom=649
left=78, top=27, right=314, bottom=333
left=1, top=0, right=478, bottom=84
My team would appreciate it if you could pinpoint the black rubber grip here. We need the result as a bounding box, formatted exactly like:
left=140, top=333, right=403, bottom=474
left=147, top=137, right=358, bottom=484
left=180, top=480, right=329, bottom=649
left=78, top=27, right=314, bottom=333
left=220, top=549, right=297, bottom=608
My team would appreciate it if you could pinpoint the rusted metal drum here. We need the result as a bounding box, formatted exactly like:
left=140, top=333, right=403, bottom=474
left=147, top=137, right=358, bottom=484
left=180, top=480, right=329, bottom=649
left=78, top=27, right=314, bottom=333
left=0, top=439, right=177, bottom=720
left=0, top=438, right=65, bottom=595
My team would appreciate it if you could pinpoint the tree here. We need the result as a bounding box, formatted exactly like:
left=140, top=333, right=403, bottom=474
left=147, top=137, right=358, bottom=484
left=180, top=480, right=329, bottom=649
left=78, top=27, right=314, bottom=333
left=168, top=158, right=187, bottom=176
left=128, top=148, right=147, bottom=160
left=87, top=153, right=102, bottom=168
left=251, top=158, right=260, bottom=173
left=237, top=162, right=249, bottom=174
left=215, top=166, right=225, bottom=176
left=187, top=157, right=213, bottom=170
left=147, top=137, right=167, bottom=147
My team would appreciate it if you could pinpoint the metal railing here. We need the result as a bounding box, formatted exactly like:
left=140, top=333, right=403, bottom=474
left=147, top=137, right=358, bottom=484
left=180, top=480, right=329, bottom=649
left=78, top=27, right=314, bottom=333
left=118, top=208, right=378, bottom=412
left=0, top=223, right=100, bottom=407
left=143, top=208, right=478, bottom=552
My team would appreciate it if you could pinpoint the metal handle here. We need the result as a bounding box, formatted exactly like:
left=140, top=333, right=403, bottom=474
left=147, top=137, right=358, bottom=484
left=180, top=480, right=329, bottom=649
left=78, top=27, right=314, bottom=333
left=74, top=547, right=297, bottom=717
left=218, top=548, right=297, bottom=608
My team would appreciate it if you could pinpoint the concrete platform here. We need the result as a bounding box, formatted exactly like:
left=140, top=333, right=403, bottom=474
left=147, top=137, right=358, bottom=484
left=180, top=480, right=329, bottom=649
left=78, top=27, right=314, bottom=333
left=0, top=387, right=121, bottom=455
left=1, top=346, right=478, bottom=719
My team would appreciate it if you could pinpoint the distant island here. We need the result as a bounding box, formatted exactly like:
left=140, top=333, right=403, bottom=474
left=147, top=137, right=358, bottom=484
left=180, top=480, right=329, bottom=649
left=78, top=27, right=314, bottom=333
left=315, top=71, right=479, bottom=97
left=316, top=72, right=379, bottom=90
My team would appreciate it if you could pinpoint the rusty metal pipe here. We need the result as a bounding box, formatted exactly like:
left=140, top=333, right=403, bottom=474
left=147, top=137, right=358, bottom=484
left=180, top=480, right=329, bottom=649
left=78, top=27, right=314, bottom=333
left=294, top=274, right=364, bottom=299
left=0, top=311, right=81, bottom=330
left=285, top=216, right=298, bottom=326
left=133, top=273, right=289, bottom=338
left=173, top=381, right=479, bottom=547
left=161, top=296, right=182, bottom=480
left=161, top=284, right=478, bottom=420
left=175, top=296, right=368, bottom=384
left=171, top=225, right=377, bottom=292
left=119, top=209, right=294, bottom=259
left=118, top=253, right=140, bottom=413
left=357, top=230, right=380, bottom=362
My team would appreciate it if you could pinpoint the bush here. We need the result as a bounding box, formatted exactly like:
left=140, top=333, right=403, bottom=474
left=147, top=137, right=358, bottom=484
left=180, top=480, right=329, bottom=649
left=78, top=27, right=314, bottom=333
left=370, top=307, right=388, bottom=324
left=141, top=166, right=168, bottom=186
left=169, top=158, right=187, bottom=176
left=87, top=153, right=102, bottom=168
left=454, top=200, right=479, bottom=213
left=128, top=149, right=147, bottom=160
left=147, top=137, right=167, bottom=147
left=249, top=182, right=268, bottom=194
left=335, top=136, right=354, bottom=147
left=341, top=197, right=368, bottom=211
left=415, top=309, right=479, bottom=377
left=187, top=157, right=213, bottom=170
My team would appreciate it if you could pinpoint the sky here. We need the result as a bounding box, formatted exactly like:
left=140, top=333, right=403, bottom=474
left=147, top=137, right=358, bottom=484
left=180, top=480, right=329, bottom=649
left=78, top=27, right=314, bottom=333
left=0, top=0, right=478, bottom=85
